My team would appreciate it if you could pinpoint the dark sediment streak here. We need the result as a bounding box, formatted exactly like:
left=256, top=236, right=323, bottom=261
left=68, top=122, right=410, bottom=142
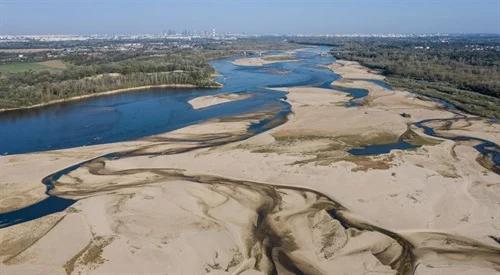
left=1, top=76, right=499, bottom=273
left=414, top=114, right=500, bottom=174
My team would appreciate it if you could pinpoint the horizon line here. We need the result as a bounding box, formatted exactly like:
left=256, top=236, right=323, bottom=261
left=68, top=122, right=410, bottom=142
left=1, top=32, right=499, bottom=37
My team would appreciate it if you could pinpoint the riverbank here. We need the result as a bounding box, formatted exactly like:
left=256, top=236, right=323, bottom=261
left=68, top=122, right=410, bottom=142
left=1, top=59, right=499, bottom=274
left=0, top=82, right=223, bottom=113
left=330, top=45, right=500, bottom=118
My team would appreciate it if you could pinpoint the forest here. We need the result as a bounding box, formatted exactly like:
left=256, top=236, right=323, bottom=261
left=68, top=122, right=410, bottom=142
left=0, top=37, right=297, bottom=109
left=0, top=50, right=217, bottom=109
left=292, top=35, right=500, bottom=117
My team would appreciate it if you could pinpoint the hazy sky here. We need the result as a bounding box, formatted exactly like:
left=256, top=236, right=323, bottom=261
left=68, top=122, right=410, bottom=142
left=0, top=0, right=499, bottom=35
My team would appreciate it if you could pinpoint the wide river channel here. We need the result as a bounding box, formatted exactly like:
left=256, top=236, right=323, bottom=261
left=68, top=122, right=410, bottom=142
left=0, top=46, right=499, bottom=229
left=0, top=47, right=345, bottom=155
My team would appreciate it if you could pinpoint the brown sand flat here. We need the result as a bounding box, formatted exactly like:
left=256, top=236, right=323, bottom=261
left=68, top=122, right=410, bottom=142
left=188, top=93, right=251, bottom=109
left=1, top=60, right=498, bottom=274
left=233, top=55, right=297, bottom=67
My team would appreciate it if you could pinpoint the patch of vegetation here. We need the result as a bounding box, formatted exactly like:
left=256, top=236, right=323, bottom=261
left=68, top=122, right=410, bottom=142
left=64, top=236, right=113, bottom=275
left=64, top=241, right=91, bottom=275
left=66, top=207, right=81, bottom=213
left=400, top=128, right=442, bottom=146
left=292, top=35, right=500, bottom=118
left=387, top=77, right=500, bottom=118
left=335, top=132, right=400, bottom=147
left=224, top=249, right=243, bottom=272
left=0, top=37, right=299, bottom=109
left=255, top=134, right=345, bottom=155
left=273, top=134, right=334, bottom=143
left=290, top=152, right=344, bottom=166
left=244, top=132, right=401, bottom=159
left=0, top=51, right=217, bottom=109
left=0, top=60, right=66, bottom=73
left=264, top=132, right=398, bottom=169
left=272, top=132, right=399, bottom=147
left=291, top=151, right=395, bottom=171
left=344, top=155, right=395, bottom=172
left=436, top=169, right=460, bottom=178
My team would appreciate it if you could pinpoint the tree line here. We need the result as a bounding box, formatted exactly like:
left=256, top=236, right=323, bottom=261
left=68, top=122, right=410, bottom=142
left=0, top=51, right=217, bottom=109
left=292, top=35, right=500, bottom=117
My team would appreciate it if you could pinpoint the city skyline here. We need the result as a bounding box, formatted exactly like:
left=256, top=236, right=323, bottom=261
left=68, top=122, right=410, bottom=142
left=1, top=0, right=499, bottom=35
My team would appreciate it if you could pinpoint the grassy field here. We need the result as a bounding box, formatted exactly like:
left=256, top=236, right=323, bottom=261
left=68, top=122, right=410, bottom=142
left=0, top=60, right=67, bottom=73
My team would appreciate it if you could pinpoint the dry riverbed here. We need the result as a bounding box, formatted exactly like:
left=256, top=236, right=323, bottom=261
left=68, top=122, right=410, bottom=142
left=1, top=60, right=499, bottom=275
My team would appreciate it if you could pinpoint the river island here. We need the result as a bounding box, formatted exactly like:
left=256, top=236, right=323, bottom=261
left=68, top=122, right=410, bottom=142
left=0, top=47, right=499, bottom=275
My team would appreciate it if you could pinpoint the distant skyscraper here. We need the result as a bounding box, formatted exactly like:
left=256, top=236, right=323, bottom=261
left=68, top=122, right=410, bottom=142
left=212, top=28, right=216, bottom=38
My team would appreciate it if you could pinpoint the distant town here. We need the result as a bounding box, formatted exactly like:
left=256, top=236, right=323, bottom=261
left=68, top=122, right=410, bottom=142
left=2, top=32, right=500, bottom=42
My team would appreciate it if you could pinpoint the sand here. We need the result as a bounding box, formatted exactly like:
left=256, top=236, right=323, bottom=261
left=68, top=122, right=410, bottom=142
left=188, top=93, right=251, bottom=109
left=233, top=55, right=297, bottom=67
left=1, top=60, right=499, bottom=274
left=329, top=60, right=386, bottom=80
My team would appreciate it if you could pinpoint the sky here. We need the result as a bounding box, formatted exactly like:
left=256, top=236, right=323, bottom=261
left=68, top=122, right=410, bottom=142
left=0, top=0, right=499, bottom=35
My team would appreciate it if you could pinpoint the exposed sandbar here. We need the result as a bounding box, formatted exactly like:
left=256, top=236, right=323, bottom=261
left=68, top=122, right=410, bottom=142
left=1, top=59, right=499, bottom=275
left=188, top=93, right=251, bottom=110
left=233, top=54, right=297, bottom=67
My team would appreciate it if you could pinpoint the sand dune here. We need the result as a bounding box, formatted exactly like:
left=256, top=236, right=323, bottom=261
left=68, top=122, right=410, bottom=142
left=1, top=60, right=499, bottom=274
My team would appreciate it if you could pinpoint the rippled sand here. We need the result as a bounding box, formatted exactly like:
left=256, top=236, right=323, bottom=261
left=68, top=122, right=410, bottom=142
left=1, top=60, right=499, bottom=275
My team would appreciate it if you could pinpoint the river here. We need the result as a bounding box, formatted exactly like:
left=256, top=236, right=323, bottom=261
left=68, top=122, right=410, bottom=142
left=0, top=47, right=339, bottom=155
left=0, top=47, right=498, bottom=229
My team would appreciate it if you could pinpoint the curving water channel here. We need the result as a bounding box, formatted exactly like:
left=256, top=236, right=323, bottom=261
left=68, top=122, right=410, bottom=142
left=0, top=47, right=338, bottom=155
left=1, top=46, right=499, bottom=227
left=1, top=47, right=499, bottom=274
left=0, top=47, right=336, bottom=225
left=1, top=47, right=499, bottom=226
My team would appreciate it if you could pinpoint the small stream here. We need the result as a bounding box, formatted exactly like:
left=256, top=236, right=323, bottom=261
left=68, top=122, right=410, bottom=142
left=0, top=46, right=498, bottom=229
left=415, top=115, right=499, bottom=172
left=0, top=47, right=341, bottom=227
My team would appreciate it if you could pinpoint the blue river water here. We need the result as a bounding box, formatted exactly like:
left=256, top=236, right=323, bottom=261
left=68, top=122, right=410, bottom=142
left=0, top=47, right=350, bottom=228
left=0, top=47, right=342, bottom=155
left=1, top=46, right=498, bottom=228
left=1, top=45, right=494, bottom=161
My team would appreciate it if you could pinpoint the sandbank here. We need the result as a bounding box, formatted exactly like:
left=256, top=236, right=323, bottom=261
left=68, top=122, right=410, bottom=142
left=1, top=59, right=498, bottom=275
left=188, top=93, right=251, bottom=109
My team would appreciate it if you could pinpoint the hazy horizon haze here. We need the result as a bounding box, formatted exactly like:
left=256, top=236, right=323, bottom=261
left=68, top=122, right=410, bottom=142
left=0, top=0, right=499, bottom=35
